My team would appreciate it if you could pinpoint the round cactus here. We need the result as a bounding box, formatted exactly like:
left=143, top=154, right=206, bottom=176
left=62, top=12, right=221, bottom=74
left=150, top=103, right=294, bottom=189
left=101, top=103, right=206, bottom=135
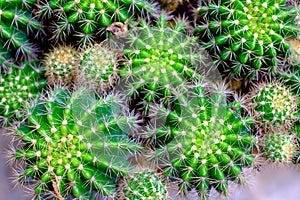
left=247, top=82, right=298, bottom=129
left=120, top=15, right=204, bottom=114
left=146, top=84, right=255, bottom=197
left=261, top=130, right=297, bottom=163
left=0, top=0, right=41, bottom=59
left=0, top=62, right=46, bottom=126
left=37, top=0, right=155, bottom=46
left=12, top=87, right=141, bottom=199
left=194, top=0, right=300, bottom=80
left=117, top=169, right=167, bottom=200
left=43, top=45, right=79, bottom=86
left=77, top=43, right=119, bottom=93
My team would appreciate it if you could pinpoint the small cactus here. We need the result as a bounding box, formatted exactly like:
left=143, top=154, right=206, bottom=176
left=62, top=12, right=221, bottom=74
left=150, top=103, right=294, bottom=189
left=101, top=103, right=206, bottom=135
left=261, top=130, right=297, bottom=163
left=247, top=82, right=298, bottom=129
left=43, top=45, right=79, bottom=86
left=77, top=43, right=119, bottom=94
left=117, top=169, right=167, bottom=200
left=120, top=15, right=204, bottom=114
left=0, top=0, right=41, bottom=59
left=37, top=0, right=156, bottom=46
left=12, top=87, right=141, bottom=199
left=0, top=62, right=46, bottom=126
left=194, top=0, right=300, bottom=80
left=146, top=84, right=255, bottom=198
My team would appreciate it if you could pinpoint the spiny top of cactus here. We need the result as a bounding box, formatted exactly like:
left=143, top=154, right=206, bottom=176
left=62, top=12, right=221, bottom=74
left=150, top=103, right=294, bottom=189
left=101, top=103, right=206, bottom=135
left=120, top=15, right=204, bottom=114
left=118, top=169, right=167, bottom=200
left=195, top=0, right=300, bottom=80
left=0, top=62, right=46, bottom=126
left=37, top=0, right=156, bottom=46
left=248, top=82, right=298, bottom=129
left=78, top=43, right=118, bottom=93
left=261, top=130, right=297, bottom=163
left=13, top=87, right=141, bottom=199
left=147, top=84, right=255, bottom=197
left=0, top=0, right=41, bottom=59
left=43, top=45, right=79, bottom=86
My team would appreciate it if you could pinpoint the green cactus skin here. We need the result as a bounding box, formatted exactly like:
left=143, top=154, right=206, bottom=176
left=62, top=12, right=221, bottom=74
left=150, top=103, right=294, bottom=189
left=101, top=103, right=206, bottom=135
left=0, top=0, right=41, bottom=59
left=147, top=85, right=255, bottom=198
left=77, top=43, right=119, bottom=94
left=37, top=0, right=155, bottom=46
left=0, top=44, right=15, bottom=72
left=43, top=45, right=79, bottom=86
left=0, top=62, right=46, bottom=126
left=13, top=87, right=141, bottom=199
left=194, top=0, right=300, bottom=80
left=277, top=65, right=300, bottom=96
left=261, top=130, right=297, bottom=163
left=248, top=82, right=298, bottom=129
left=120, top=15, right=204, bottom=114
left=118, top=169, right=167, bottom=200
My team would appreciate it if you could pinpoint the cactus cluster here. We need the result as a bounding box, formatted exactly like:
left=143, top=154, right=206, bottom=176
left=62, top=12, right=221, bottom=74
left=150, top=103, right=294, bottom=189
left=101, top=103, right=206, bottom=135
left=43, top=45, right=79, bottom=86
left=147, top=85, right=255, bottom=197
left=0, top=0, right=41, bottom=59
left=120, top=15, right=204, bottom=113
left=248, top=82, right=298, bottom=129
left=0, top=62, right=46, bottom=126
left=13, top=87, right=141, bottom=199
left=37, top=0, right=155, bottom=46
left=117, top=169, right=167, bottom=200
left=194, top=0, right=300, bottom=80
left=77, top=43, right=119, bottom=93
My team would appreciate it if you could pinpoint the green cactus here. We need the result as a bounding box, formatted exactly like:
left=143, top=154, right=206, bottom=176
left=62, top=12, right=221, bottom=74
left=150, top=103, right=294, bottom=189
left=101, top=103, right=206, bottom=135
left=194, top=0, right=300, bottom=80
left=117, top=169, right=167, bottom=200
left=157, top=0, right=184, bottom=11
left=12, top=87, right=141, bottom=199
left=0, top=62, right=46, bottom=126
left=37, top=0, right=155, bottom=46
left=277, top=64, right=300, bottom=96
left=43, top=45, right=79, bottom=86
left=248, top=82, right=298, bottom=129
left=120, top=15, right=204, bottom=114
left=77, top=43, right=119, bottom=93
left=0, top=0, right=41, bottom=59
left=146, top=84, right=255, bottom=198
left=0, top=44, right=15, bottom=72
left=261, top=130, right=297, bottom=163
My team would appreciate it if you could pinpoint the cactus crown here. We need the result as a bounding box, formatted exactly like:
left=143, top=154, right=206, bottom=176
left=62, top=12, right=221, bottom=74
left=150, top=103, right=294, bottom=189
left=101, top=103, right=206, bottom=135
left=13, top=87, right=141, bottom=199
left=195, top=0, right=300, bottom=80
left=120, top=15, right=204, bottom=113
left=147, top=84, right=255, bottom=197
left=0, top=62, right=46, bottom=126
left=78, top=43, right=119, bottom=93
left=43, top=45, right=79, bottom=86
left=118, top=169, right=167, bottom=200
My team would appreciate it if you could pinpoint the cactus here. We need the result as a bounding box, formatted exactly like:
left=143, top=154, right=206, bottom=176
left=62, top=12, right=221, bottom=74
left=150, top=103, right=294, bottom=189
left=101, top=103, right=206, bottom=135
left=0, top=0, right=41, bottom=59
left=247, top=82, right=298, bottom=129
left=277, top=64, right=300, bottom=96
left=0, top=44, right=15, bottom=72
left=43, top=45, right=79, bottom=86
left=261, top=130, right=297, bottom=163
left=0, top=62, right=46, bottom=126
left=194, top=0, right=300, bottom=80
left=120, top=15, right=204, bottom=114
left=117, top=169, right=167, bottom=200
left=146, top=84, right=255, bottom=198
left=37, top=0, right=155, bottom=46
left=157, top=0, right=184, bottom=12
left=77, top=43, right=119, bottom=93
left=12, top=87, right=141, bottom=199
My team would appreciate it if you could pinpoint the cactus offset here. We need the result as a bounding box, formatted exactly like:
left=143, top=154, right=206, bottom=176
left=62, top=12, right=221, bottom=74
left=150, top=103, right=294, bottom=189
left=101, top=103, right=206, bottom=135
left=0, top=0, right=41, bottom=59
left=77, top=43, right=119, bottom=93
left=37, top=0, right=155, bottom=46
left=43, top=45, right=79, bottom=86
left=12, top=87, right=141, bottom=199
left=0, top=62, right=46, bottom=126
left=118, top=169, right=167, bottom=200
left=146, top=84, right=255, bottom=198
left=194, top=0, right=300, bottom=80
